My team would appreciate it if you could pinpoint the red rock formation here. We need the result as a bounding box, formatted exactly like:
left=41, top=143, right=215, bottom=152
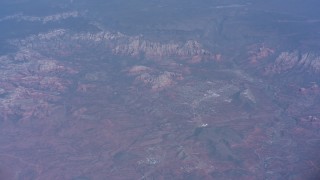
left=265, top=51, right=320, bottom=74
left=247, top=44, right=274, bottom=64
left=134, top=70, right=183, bottom=91
left=11, top=29, right=214, bottom=62
left=0, top=48, right=76, bottom=121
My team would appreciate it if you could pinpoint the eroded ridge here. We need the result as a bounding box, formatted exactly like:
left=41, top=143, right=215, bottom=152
left=10, top=29, right=214, bottom=61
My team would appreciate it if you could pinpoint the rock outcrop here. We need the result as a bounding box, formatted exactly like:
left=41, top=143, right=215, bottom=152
left=247, top=44, right=274, bottom=63
left=265, top=51, right=320, bottom=74
left=0, top=11, right=79, bottom=24
left=0, top=48, right=76, bottom=121
left=11, top=29, right=213, bottom=61
left=126, top=65, right=183, bottom=91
